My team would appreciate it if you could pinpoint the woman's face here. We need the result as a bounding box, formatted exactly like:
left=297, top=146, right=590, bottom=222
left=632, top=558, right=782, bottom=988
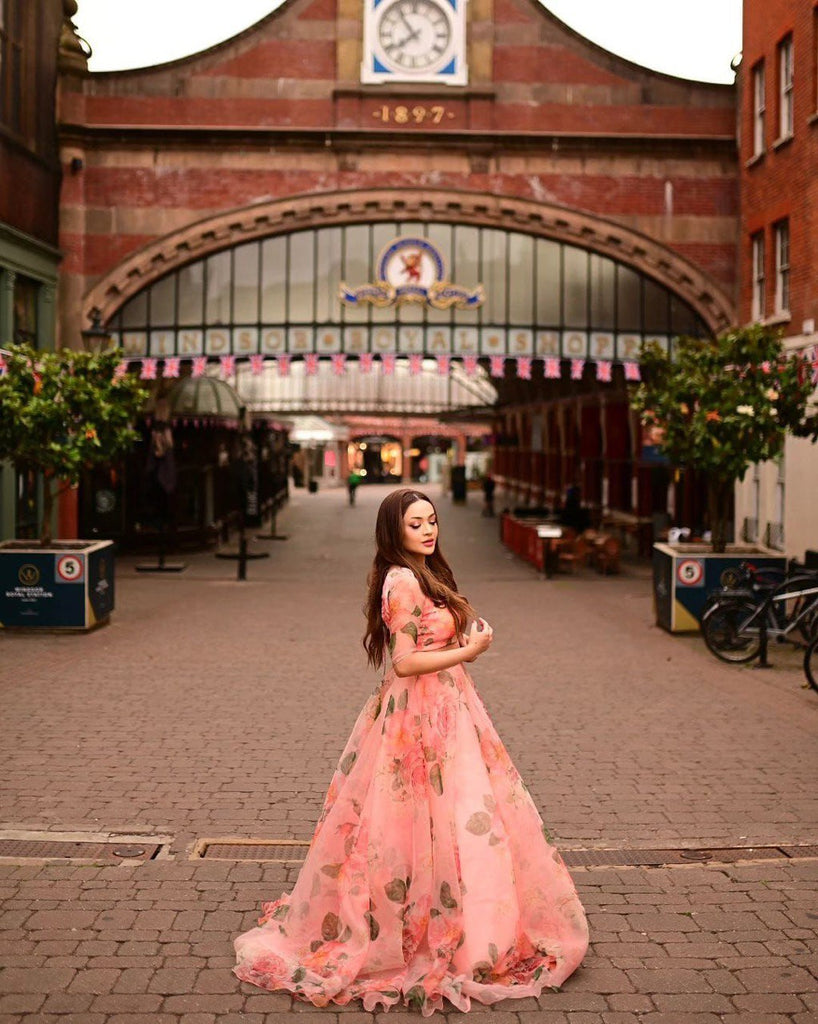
left=401, top=499, right=438, bottom=561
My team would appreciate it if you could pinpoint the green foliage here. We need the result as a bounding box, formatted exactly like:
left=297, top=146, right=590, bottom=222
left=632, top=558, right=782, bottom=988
left=630, top=325, right=818, bottom=550
left=0, top=342, right=148, bottom=542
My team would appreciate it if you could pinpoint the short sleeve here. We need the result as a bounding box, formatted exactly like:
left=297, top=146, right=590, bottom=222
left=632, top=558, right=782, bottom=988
left=382, top=567, right=425, bottom=667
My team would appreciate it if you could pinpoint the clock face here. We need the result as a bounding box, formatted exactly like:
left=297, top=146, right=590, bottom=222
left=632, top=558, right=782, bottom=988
left=376, top=0, right=452, bottom=73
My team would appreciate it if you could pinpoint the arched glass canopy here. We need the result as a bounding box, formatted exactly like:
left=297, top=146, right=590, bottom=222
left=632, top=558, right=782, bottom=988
left=111, top=221, right=707, bottom=412
left=112, top=221, right=707, bottom=350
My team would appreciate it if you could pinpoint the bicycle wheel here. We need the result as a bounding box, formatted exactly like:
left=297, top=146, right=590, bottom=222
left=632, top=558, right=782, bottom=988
left=702, top=598, right=761, bottom=663
left=804, top=636, right=818, bottom=693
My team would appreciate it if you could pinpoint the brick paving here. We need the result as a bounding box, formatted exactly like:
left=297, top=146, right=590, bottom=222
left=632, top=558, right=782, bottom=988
left=1, top=482, right=817, bottom=1023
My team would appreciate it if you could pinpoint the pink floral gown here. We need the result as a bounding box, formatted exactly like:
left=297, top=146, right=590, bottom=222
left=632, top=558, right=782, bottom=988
left=233, top=566, right=589, bottom=1015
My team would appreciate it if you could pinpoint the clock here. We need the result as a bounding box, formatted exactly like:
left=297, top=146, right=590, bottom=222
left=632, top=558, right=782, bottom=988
left=361, top=0, right=467, bottom=86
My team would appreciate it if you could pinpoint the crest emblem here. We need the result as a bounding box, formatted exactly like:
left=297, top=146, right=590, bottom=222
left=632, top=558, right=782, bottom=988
left=340, top=236, right=484, bottom=310
left=18, top=564, right=40, bottom=586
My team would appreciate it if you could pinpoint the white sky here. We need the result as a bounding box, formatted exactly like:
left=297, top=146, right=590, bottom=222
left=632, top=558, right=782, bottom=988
left=74, top=0, right=742, bottom=84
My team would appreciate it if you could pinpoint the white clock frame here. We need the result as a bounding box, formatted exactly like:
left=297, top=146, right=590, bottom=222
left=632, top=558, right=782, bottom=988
left=361, top=0, right=468, bottom=87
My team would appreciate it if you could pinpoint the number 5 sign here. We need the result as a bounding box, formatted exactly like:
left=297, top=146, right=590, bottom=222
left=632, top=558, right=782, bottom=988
left=56, top=554, right=85, bottom=584
left=676, top=558, right=704, bottom=587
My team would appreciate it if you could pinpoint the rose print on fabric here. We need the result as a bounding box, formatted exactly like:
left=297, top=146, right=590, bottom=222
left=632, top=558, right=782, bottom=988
left=234, top=566, right=589, bottom=1015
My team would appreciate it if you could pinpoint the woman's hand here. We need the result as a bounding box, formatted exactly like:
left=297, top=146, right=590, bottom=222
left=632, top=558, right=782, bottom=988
left=463, top=618, right=493, bottom=662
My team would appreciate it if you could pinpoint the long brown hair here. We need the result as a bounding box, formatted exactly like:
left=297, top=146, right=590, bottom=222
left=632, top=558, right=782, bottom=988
left=363, top=488, right=475, bottom=669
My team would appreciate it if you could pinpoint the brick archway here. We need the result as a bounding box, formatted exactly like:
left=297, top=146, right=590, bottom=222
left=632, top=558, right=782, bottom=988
left=83, top=187, right=735, bottom=336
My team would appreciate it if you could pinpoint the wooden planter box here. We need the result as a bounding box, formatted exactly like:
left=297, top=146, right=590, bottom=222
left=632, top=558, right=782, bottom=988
left=0, top=540, right=115, bottom=630
left=652, top=542, right=786, bottom=633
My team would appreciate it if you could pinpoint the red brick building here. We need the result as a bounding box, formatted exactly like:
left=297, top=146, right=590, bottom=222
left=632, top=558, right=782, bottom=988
left=735, top=0, right=818, bottom=559
left=0, top=0, right=81, bottom=540
left=55, top=0, right=739, bottom=543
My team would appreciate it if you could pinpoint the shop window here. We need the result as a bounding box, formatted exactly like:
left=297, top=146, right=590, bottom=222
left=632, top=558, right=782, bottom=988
left=774, top=219, right=790, bottom=314
left=751, top=232, right=765, bottom=321
left=752, top=60, right=765, bottom=156
left=778, top=34, right=794, bottom=140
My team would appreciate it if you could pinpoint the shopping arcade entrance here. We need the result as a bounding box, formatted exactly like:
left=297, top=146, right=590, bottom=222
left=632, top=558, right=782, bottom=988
left=82, top=190, right=736, bottom=544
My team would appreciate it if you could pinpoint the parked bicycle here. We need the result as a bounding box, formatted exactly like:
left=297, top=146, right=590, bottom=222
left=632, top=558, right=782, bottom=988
left=701, top=563, right=818, bottom=664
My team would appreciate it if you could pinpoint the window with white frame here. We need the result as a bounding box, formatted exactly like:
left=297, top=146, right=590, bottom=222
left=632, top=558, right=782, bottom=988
left=774, top=220, right=790, bottom=314
left=775, top=454, right=785, bottom=530
left=778, top=35, right=794, bottom=139
left=751, top=232, right=765, bottom=320
left=752, top=60, right=766, bottom=155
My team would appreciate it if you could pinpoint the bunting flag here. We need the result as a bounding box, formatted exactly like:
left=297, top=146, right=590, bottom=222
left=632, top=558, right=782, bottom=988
left=140, top=358, right=158, bottom=380
left=595, top=360, right=612, bottom=382
left=623, top=361, right=641, bottom=382
left=544, top=357, right=561, bottom=379
left=408, top=353, right=423, bottom=375
left=112, top=360, right=128, bottom=382
left=516, top=356, right=532, bottom=379
left=489, top=355, right=505, bottom=378
left=192, top=356, right=208, bottom=378
left=162, top=357, right=181, bottom=379
left=250, top=354, right=265, bottom=376
left=304, top=353, right=319, bottom=375
left=331, top=353, right=347, bottom=376
left=570, top=358, right=585, bottom=381
left=219, top=355, right=236, bottom=379
left=436, top=355, right=451, bottom=376
left=359, top=352, right=374, bottom=373
left=381, top=354, right=396, bottom=375
left=277, top=354, right=291, bottom=377
left=463, top=355, right=479, bottom=376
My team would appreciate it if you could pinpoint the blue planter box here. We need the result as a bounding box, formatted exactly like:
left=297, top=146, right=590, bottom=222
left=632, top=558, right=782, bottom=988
left=0, top=540, right=115, bottom=630
left=653, top=542, right=786, bottom=633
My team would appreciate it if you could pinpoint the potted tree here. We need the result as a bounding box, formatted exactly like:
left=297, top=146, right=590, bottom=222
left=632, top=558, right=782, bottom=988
left=0, top=342, right=146, bottom=630
left=630, top=325, right=818, bottom=632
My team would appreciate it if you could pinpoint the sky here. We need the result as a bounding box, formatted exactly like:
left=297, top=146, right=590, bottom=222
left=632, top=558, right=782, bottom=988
left=74, top=0, right=743, bottom=84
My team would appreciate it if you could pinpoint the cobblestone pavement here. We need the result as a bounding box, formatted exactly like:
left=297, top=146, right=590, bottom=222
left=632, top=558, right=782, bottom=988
left=1, top=483, right=817, bottom=1023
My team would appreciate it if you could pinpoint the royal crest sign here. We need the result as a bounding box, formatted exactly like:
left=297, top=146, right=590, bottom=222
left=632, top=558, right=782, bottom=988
left=340, top=236, right=484, bottom=310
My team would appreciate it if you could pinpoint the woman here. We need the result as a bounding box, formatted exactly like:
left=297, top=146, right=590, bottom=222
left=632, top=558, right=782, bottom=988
left=233, top=488, right=589, bottom=1015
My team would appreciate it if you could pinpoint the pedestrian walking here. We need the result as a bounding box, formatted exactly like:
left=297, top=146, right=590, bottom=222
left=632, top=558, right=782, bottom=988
left=481, top=473, right=496, bottom=517
left=233, top=488, right=589, bottom=1014
left=347, top=469, right=361, bottom=505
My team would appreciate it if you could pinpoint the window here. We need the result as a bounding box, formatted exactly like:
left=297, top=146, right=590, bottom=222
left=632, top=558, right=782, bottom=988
left=774, top=220, right=790, bottom=314
left=751, top=232, right=765, bottom=320
left=752, top=60, right=766, bottom=155
left=12, top=274, right=38, bottom=344
left=778, top=35, right=794, bottom=139
left=775, top=454, right=785, bottom=529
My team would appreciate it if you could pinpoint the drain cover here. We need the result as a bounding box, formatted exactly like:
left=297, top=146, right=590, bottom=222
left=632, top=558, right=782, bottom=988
left=0, top=838, right=161, bottom=862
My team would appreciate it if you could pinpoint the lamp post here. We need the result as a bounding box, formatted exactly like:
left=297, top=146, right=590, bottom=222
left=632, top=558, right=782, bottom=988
left=80, top=308, right=111, bottom=353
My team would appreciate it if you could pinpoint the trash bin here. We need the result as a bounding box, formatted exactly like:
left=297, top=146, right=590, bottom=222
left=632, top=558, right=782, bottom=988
left=308, top=479, right=318, bottom=494
left=451, top=466, right=467, bottom=504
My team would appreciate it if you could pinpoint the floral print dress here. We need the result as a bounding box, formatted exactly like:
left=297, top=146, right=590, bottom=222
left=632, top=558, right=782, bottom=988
left=233, top=565, right=589, bottom=1015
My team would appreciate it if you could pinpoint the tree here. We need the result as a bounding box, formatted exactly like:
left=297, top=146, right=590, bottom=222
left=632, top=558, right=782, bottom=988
left=630, top=325, right=818, bottom=553
left=0, top=343, right=148, bottom=545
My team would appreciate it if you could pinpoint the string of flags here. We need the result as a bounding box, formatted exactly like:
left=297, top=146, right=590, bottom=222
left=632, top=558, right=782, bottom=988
left=6, top=348, right=818, bottom=385
left=117, top=354, right=646, bottom=383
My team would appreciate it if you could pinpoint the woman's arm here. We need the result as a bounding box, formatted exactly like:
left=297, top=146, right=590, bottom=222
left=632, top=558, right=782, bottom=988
left=393, top=619, right=493, bottom=678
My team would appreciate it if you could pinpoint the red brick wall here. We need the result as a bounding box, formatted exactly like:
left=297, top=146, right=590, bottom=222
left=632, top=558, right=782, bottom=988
left=739, top=0, right=818, bottom=333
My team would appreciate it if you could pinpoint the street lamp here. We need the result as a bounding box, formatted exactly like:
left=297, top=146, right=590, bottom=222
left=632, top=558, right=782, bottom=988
left=80, top=307, right=112, bottom=352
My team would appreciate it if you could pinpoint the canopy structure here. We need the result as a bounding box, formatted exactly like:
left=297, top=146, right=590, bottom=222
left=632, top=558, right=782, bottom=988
left=142, top=375, right=244, bottom=426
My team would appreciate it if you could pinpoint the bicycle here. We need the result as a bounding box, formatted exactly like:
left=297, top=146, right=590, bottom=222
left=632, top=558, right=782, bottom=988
left=701, top=566, right=818, bottom=664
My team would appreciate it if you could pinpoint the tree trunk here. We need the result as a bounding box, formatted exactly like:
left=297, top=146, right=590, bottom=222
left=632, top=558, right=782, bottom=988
left=40, top=476, right=53, bottom=547
left=707, top=477, right=733, bottom=554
